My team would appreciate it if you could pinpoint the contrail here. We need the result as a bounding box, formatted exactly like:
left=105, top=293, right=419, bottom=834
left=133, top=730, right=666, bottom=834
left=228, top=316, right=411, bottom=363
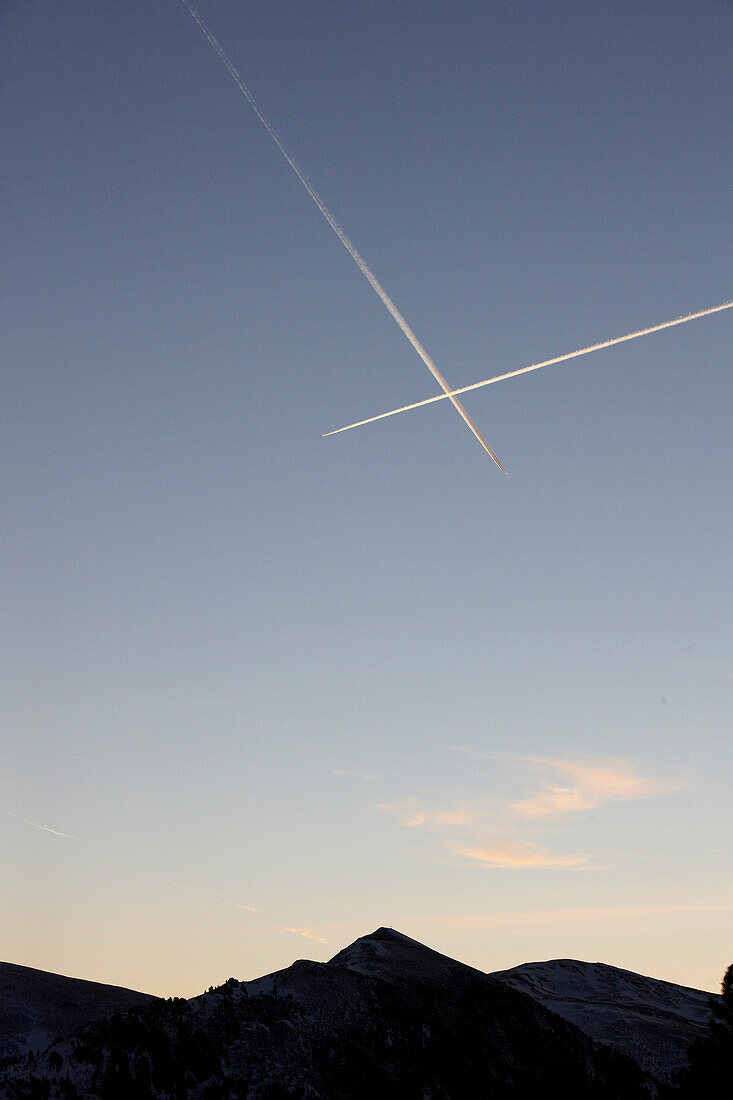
left=22, top=817, right=76, bottom=840
left=323, top=300, right=733, bottom=438
left=177, top=0, right=505, bottom=471
left=163, top=879, right=259, bottom=913
left=7, top=810, right=331, bottom=940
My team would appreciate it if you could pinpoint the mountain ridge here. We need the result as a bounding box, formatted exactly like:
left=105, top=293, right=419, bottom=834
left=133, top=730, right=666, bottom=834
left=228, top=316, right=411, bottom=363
left=0, top=961, right=157, bottom=1061
left=490, top=956, right=718, bottom=1085
left=0, top=929, right=720, bottom=1097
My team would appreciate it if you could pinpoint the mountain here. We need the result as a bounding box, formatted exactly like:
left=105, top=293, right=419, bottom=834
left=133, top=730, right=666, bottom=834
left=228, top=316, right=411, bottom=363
left=0, top=961, right=157, bottom=1060
left=0, top=928, right=648, bottom=1099
left=491, top=958, right=719, bottom=1086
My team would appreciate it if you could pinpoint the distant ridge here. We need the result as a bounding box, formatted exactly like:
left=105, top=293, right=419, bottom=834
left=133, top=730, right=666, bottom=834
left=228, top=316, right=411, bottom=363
left=491, top=957, right=719, bottom=1085
left=0, top=961, right=157, bottom=1059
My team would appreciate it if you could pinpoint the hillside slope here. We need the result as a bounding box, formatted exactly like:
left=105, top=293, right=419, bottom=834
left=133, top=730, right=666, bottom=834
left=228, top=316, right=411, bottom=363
left=0, top=961, right=157, bottom=1060
left=0, top=929, right=647, bottom=1098
left=491, top=958, right=717, bottom=1085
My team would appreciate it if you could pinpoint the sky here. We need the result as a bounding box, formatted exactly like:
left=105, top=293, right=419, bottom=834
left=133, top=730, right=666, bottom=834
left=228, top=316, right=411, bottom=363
left=2, top=0, right=731, bottom=998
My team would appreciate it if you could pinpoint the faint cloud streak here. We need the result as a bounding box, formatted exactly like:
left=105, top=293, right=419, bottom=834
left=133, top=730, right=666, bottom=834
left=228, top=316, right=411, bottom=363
left=454, top=841, right=588, bottom=869
left=284, top=927, right=327, bottom=944
left=380, top=800, right=485, bottom=831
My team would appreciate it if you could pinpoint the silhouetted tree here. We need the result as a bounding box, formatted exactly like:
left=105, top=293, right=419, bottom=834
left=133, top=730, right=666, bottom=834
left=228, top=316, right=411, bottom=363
left=670, top=964, right=733, bottom=1097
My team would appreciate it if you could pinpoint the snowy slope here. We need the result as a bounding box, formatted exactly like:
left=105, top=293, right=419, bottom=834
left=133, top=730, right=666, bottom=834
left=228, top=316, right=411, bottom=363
left=0, top=961, right=157, bottom=1059
left=491, top=958, right=718, bottom=1084
left=0, top=931, right=648, bottom=1098
left=1, top=935, right=720, bottom=1096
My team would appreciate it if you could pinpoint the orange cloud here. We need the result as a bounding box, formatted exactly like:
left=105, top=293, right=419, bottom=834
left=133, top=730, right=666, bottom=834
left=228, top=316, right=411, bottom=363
left=379, top=800, right=587, bottom=870
left=379, top=756, right=682, bottom=872
left=283, top=927, right=327, bottom=944
left=511, top=758, right=683, bottom=819
left=454, top=841, right=588, bottom=869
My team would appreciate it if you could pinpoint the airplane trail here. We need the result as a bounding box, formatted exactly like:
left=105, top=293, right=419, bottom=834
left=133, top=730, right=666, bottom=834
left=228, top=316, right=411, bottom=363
left=22, top=817, right=76, bottom=840
left=7, top=811, right=335, bottom=944
left=177, top=0, right=505, bottom=470
left=164, top=879, right=259, bottom=913
left=323, top=300, right=733, bottom=437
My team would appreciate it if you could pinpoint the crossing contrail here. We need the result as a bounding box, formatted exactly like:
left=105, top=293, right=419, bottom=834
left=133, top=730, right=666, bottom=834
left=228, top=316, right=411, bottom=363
left=323, top=300, right=733, bottom=438
left=177, top=0, right=505, bottom=471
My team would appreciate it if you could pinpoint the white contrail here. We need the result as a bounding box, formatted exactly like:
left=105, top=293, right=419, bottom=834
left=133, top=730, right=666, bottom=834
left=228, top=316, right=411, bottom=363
left=177, top=0, right=505, bottom=470
left=22, top=817, right=75, bottom=840
left=163, top=879, right=259, bottom=913
left=323, top=300, right=733, bottom=437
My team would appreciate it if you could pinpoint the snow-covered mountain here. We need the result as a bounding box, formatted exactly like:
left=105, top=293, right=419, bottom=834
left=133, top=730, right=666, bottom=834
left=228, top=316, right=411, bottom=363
left=491, top=958, right=718, bottom=1085
left=0, top=961, right=157, bottom=1059
left=2, top=931, right=727, bottom=1097
left=0, top=929, right=648, bottom=1098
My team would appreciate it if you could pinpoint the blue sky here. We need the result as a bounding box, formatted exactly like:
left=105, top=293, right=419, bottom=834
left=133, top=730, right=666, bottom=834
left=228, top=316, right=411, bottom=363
left=2, top=0, right=731, bottom=996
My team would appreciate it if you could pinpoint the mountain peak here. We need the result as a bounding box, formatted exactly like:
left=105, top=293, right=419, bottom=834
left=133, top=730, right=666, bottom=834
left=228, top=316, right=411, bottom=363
left=2, top=936, right=704, bottom=1097
left=327, top=926, right=487, bottom=987
left=327, top=926, right=422, bottom=967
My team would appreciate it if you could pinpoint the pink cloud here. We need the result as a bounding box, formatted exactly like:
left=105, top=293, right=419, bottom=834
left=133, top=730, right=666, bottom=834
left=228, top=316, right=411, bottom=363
left=454, top=841, right=588, bottom=869
left=284, top=927, right=327, bottom=944
left=511, top=758, right=683, bottom=819
left=379, top=799, right=588, bottom=870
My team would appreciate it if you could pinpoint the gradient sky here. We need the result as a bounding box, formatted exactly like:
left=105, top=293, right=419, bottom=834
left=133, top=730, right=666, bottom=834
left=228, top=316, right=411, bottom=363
left=2, top=0, right=731, bottom=998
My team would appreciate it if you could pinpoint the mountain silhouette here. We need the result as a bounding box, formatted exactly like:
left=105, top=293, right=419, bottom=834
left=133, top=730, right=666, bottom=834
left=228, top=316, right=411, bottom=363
left=1, top=928, right=718, bottom=1098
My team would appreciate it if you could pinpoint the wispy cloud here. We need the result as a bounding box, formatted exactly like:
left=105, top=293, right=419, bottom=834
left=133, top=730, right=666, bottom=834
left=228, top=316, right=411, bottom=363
left=449, top=746, right=495, bottom=760
left=447, top=751, right=683, bottom=816
left=380, top=755, right=683, bottom=871
left=284, top=927, right=327, bottom=944
left=379, top=799, right=585, bottom=870
left=379, top=801, right=485, bottom=831
left=511, top=758, right=683, bottom=819
left=454, top=841, right=588, bottom=869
